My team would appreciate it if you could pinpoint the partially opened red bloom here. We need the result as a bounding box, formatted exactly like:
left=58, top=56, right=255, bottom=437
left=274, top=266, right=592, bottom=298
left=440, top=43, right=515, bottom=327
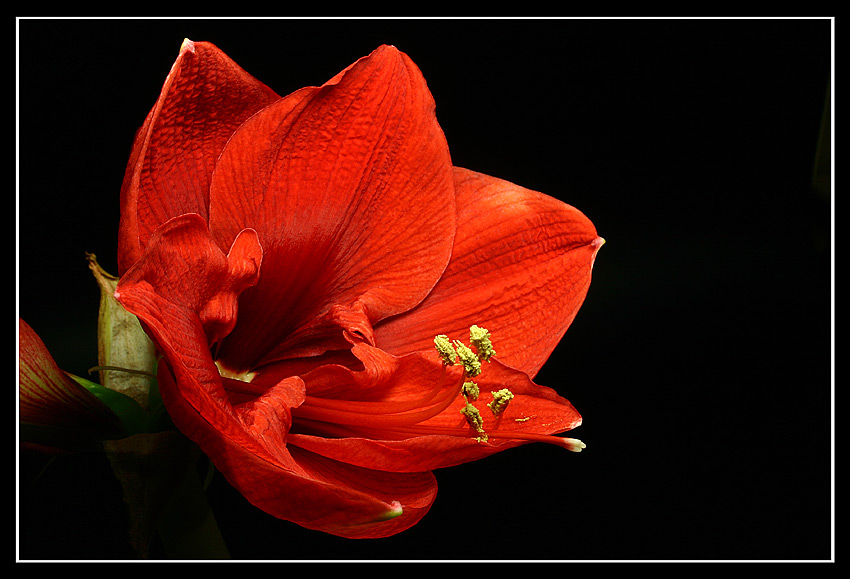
left=114, top=40, right=604, bottom=538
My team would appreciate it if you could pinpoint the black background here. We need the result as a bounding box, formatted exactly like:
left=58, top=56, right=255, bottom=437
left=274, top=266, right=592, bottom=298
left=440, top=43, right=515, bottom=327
left=17, top=17, right=832, bottom=561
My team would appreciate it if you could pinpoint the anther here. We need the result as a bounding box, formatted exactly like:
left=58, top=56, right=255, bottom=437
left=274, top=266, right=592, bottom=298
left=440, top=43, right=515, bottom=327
left=487, top=388, right=514, bottom=416
left=461, top=381, right=480, bottom=401
left=460, top=402, right=488, bottom=443
left=454, top=340, right=481, bottom=377
left=434, top=334, right=457, bottom=366
left=469, top=325, right=495, bottom=362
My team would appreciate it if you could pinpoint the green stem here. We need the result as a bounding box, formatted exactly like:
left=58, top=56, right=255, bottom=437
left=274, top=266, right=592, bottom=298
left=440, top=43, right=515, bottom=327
left=156, top=455, right=230, bottom=560
left=104, top=432, right=230, bottom=560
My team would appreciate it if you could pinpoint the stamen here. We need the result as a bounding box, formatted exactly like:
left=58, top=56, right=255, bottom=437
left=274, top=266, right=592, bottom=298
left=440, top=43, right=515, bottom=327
left=292, top=370, right=466, bottom=429
left=454, top=340, right=481, bottom=377
left=459, top=402, right=488, bottom=443
left=434, top=335, right=457, bottom=366
left=469, top=325, right=495, bottom=362
left=461, top=381, right=479, bottom=401
left=487, top=388, right=514, bottom=416
left=289, top=326, right=585, bottom=454
left=318, top=421, right=586, bottom=452
left=304, top=364, right=452, bottom=415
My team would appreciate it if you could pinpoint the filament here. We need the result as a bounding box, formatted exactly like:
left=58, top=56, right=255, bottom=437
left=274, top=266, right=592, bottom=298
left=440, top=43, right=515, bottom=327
left=294, top=418, right=580, bottom=450
left=301, top=364, right=454, bottom=415
left=291, top=366, right=465, bottom=429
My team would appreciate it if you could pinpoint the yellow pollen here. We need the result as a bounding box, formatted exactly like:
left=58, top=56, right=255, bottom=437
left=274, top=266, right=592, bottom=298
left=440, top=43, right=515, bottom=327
left=432, top=326, right=506, bottom=444
left=461, top=381, right=479, bottom=401
left=434, top=334, right=457, bottom=366
left=460, top=402, right=488, bottom=443
left=487, top=388, right=515, bottom=416
left=454, top=340, right=481, bottom=377
left=469, top=325, right=495, bottom=362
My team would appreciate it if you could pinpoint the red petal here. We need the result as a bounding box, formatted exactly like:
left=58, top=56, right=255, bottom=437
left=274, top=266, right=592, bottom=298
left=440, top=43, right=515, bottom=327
left=18, top=318, right=121, bottom=439
left=208, top=45, right=456, bottom=372
left=118, top=39, right=279, bottom=274
left=117, top=213, right=263, bottom=347
left=375, top=167, right=604, bottom=377
left=169, top=370, right=438, bottom=538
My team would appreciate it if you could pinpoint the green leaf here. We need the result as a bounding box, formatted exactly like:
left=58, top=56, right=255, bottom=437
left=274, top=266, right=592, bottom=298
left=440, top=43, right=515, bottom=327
left=68, top=373, right=150, bottom=437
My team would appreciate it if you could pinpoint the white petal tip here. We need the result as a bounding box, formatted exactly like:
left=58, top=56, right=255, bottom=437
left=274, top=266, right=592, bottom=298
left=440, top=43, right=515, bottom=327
left=383, top=501, right=404, bottom=520
left=180, top=38, right=196, bottom=55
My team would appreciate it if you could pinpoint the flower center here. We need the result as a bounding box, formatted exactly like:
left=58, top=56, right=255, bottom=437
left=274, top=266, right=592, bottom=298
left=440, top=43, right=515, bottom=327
left=289, top=325, right=586, bottom=452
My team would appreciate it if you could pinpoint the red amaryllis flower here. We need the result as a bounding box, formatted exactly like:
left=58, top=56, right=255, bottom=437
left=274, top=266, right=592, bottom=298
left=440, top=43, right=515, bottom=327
left=114, top=40, right=603, bottom=539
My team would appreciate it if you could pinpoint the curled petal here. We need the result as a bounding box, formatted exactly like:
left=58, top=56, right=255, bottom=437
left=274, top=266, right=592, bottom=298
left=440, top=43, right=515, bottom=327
left=375, top=167, right=604, bottom=377
left=188, top=394, right=439, bottom=540
left=116, top=213, right=263, bottom=347
left=118, top=39, right=279, bottom=274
